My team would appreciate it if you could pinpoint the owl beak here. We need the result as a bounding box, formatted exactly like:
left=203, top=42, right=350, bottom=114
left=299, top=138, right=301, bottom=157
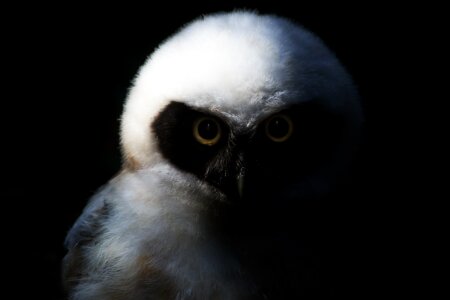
left=237, top=173, right=245, bottom=199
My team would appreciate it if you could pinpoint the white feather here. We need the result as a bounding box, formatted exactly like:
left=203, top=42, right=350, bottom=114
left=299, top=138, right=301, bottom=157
left=73, top=164, right=246, bottom=299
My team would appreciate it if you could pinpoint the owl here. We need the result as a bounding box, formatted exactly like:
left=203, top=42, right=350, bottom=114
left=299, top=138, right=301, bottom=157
left=63, top=11, right=362, bottom=299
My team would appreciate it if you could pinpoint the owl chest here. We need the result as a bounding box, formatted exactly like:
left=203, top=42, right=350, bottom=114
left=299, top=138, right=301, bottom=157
left=129, top=235, right=249, bottom=299
left=130, top=234, right=306, bottom=299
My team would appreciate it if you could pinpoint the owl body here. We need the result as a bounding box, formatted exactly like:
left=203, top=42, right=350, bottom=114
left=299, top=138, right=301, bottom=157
left=64, top=11, right=362, bottom=299
left=65, top=165, right=250, bottom=299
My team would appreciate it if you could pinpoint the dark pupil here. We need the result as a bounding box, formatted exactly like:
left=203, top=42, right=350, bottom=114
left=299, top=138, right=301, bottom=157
left=198, top=119, right=218, bottom=140
left=268, top=117, right=289, bottom=138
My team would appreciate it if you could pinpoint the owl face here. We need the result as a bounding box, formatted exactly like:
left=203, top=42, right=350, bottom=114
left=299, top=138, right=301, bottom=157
left=120, top=12, right=362, bottom=205
left=150, top=100, right=344, bottom=203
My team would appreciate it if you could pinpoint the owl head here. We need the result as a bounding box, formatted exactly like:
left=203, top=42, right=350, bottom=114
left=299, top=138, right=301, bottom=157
left=120, top=11, right=362, bottom=206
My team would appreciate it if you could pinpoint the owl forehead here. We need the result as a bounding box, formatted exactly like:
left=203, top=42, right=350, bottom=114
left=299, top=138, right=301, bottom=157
left=130, top=36, right=300, bottom=131
left=132, top=12, right=301, bottom=117
left=144, top=14, right=289, bottom=91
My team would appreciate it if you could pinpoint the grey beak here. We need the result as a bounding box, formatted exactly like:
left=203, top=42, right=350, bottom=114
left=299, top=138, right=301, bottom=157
left=237, top=173, right=245, bottom=199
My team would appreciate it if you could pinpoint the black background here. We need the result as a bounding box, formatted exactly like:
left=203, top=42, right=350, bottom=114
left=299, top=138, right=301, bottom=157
left=3, top=2, right=420, bottom=299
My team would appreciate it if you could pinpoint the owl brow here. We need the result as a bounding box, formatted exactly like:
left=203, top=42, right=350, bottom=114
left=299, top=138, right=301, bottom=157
left=178, top=102, right=233, bottom=126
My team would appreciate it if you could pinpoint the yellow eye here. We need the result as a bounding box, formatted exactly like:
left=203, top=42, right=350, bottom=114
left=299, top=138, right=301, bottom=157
left=265, top=114, right=293, bottom=142
left=193, top=117, right=222, bottom=146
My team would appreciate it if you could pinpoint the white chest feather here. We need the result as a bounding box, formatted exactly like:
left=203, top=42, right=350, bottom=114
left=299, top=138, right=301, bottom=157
left=74, top=166, right=250, bottom=300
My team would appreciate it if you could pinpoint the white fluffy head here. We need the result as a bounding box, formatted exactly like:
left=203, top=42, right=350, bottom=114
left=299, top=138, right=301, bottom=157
left=121, top=11, right=362, bottom=168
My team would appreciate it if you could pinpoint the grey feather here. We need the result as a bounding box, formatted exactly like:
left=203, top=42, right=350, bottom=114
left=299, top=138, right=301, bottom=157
left=63, top=186, right=111, bottom=292
left=64, top=189, right=110, bottom=249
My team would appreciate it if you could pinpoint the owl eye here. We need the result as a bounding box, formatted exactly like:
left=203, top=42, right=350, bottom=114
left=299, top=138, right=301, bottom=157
left=265, top=114, right=293, bottom=142
left=193, top=117, right=222, bottom=146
